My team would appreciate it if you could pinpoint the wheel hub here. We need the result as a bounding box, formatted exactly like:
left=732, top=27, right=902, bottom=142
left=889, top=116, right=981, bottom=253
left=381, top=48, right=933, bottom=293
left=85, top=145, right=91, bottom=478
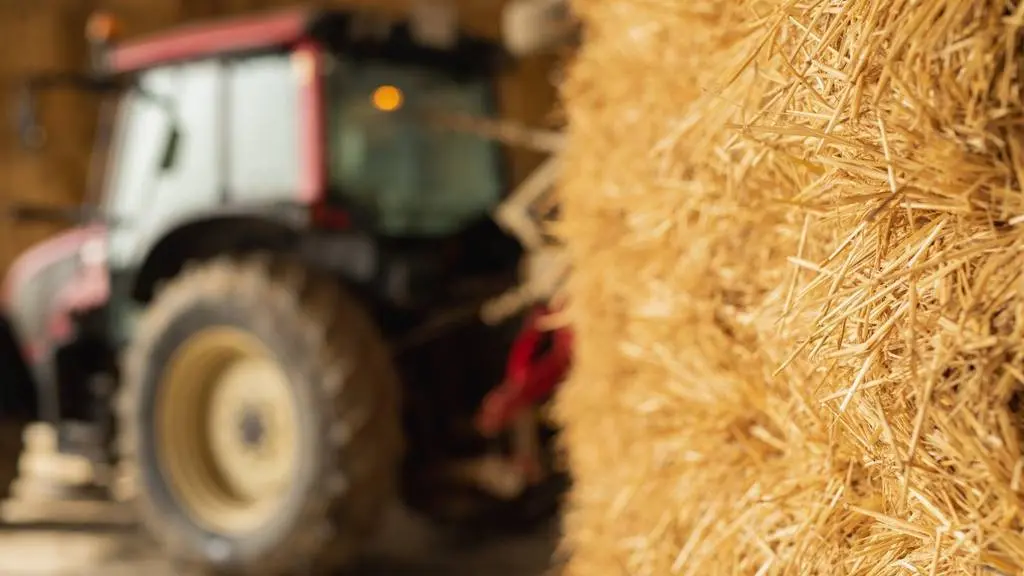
left=238, top=408, right=266, bottom=448
left=155, top=327, right=301, bottom=535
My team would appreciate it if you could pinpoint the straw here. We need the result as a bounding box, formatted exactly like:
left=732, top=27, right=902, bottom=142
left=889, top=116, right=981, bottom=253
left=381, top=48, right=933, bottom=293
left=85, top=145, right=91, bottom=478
left=554, top=0, right=1024, bottom=573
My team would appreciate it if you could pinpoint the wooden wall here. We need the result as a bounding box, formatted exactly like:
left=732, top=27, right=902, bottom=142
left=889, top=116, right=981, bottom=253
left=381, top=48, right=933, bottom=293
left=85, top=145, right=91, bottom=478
left=0, top=0, right=558, bottom=273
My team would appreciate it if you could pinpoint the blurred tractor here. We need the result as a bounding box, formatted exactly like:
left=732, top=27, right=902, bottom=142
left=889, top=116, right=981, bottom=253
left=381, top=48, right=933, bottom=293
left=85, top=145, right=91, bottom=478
left=0, top=4, right=576, bottom=574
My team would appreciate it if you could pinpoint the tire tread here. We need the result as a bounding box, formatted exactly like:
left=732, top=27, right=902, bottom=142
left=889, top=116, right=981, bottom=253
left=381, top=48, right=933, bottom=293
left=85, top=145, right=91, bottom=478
left=117, top=256, right=402, bottom=575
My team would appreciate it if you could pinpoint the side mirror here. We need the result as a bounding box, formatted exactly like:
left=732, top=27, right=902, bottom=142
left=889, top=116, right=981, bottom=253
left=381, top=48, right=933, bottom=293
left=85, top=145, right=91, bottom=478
left=159, top=124, right=181, bottom=172
left=15, top=86, right=46, bottom=151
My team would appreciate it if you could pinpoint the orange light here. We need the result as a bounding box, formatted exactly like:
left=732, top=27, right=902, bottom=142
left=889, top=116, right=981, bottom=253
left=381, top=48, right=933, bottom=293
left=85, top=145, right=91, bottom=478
left=371, top=85, right=403, bottom=112
left=86, top=11, right=120, bottom=43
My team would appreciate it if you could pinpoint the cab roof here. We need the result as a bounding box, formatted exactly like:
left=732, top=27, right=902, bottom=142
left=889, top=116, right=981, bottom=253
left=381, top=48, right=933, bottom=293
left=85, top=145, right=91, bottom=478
left=108, top=8, right=503, bottom=75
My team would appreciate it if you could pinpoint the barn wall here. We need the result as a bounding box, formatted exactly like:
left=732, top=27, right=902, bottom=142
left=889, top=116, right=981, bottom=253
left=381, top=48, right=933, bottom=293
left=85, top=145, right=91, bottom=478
left=0, top=0, right=557, bottom=273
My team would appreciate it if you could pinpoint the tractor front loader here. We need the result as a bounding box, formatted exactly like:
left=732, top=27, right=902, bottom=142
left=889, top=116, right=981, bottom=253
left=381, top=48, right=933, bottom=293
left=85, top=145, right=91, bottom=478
left=0, top=3, right=576, bottom=575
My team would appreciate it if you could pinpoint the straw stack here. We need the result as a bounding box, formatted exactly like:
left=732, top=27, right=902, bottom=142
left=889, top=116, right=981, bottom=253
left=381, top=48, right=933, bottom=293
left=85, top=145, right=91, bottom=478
left=556, top=0, right=1024, bottom=573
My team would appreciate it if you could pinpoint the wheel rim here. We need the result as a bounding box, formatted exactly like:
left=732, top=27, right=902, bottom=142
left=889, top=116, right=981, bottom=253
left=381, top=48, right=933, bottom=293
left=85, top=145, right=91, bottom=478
left=155, top=327, right=300, bottom=535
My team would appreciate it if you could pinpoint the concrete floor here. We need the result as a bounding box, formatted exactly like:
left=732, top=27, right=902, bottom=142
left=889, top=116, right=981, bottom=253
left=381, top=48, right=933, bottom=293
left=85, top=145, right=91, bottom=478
left=0, top=501, right=559, bottom=576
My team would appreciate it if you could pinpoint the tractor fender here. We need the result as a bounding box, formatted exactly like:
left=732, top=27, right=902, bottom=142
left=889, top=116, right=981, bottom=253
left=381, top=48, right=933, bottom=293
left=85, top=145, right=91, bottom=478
left=129, top=209, right=307, bottom=303
left=1, top=224, right=110, bottom=423
left=130, top=206, right=434, bottom=313
left=130, top=206, right=381, bottom=304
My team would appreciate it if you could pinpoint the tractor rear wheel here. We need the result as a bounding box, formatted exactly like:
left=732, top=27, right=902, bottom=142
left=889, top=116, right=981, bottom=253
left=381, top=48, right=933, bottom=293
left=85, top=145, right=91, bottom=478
left=0, top=420, right=23, bottom=505
left=117, top=257, right=402, bottom=574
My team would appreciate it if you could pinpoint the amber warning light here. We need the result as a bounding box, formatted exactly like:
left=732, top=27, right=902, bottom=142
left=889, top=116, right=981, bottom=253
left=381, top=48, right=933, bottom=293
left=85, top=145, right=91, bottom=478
left=372, top=85, right=403, bottom=112
left=86, top=12, right=120, bottom=43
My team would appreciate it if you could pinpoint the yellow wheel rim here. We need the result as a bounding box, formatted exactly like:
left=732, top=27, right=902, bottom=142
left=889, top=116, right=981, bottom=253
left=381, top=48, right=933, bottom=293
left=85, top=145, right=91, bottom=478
left=155, top=327, right=300, bottom=535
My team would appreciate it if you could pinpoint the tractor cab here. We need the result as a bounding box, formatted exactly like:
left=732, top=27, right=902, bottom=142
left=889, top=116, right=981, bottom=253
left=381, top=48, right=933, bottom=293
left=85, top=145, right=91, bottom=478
left=91, top=10, right=518, bottom=314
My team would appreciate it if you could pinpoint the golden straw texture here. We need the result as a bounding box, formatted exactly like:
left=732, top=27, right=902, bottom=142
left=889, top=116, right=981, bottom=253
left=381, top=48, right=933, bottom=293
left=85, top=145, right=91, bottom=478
left=556, top=0, right=1024, bottom=573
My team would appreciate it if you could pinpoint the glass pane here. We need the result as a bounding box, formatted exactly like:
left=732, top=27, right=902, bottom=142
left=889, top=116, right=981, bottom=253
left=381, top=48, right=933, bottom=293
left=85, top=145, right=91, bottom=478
left=227, top=54, right=301, bottom=201
left=102, top=84, right=168, bottom=222
left=103, top=62, right=221, bottom=266
left=146, top=62, right=220, bottom=221
left=325, top=57, right=501, bottom=237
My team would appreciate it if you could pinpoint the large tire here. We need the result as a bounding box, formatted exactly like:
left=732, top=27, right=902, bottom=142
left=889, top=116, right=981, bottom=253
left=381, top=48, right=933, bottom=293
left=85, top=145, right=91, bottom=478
left=0, top=421, right=24, bottom=504
left=0, top=314, right=34, bottom=505
left=116, top=257, right=402, bottom=574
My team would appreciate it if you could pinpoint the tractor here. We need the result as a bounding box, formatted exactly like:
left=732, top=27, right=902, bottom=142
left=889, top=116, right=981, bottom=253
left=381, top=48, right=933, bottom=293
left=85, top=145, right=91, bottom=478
left=0, top=4, right=574, bottom=574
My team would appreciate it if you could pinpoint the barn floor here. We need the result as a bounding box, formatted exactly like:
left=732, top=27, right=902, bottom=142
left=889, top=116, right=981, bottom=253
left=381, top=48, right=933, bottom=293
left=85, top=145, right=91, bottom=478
left=0, top=423, right=559, bottom=575
left=0, top=501, right=559, bottom=575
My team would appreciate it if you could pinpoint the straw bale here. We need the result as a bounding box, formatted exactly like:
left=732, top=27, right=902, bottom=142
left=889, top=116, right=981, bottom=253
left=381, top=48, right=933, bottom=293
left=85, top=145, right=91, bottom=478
left=556, top=0, right=1024, bottom=573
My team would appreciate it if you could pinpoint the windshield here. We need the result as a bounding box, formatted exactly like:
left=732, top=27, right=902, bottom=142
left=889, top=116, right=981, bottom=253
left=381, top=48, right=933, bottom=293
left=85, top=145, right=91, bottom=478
left=324, top=56, right=502, bottom=238
left=102, top=57, right=303, bottom=257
